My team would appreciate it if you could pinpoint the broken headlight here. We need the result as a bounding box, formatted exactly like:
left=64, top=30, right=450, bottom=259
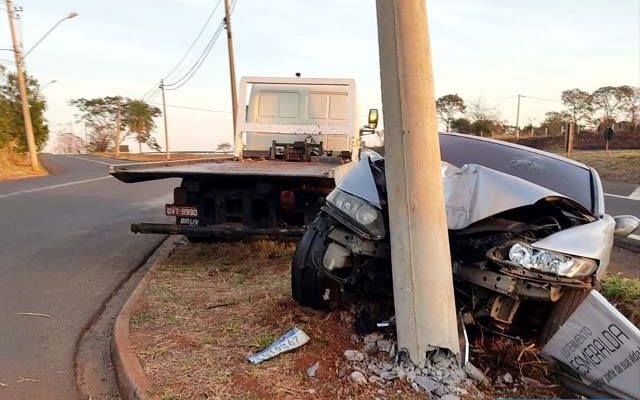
left=508, top=242, right=597, bottom=278
left=325, top=189, right=385, bottom=239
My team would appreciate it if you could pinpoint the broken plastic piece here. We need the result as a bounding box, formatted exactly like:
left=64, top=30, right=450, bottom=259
left=247, top=327, right=310, bottom=364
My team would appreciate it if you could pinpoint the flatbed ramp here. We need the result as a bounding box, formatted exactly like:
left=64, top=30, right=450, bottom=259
left=109, top=158, right=339, bottom=183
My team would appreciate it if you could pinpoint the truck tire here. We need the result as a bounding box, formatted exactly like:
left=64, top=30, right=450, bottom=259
left=538, top=287, right=590, bottom=345
left=291, top=213, right=341, bottom=310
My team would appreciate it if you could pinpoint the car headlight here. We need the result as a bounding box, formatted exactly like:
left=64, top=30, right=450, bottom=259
left=326, top=189, right=385, bottom=239
left=508, top=242, right=597, bottom=278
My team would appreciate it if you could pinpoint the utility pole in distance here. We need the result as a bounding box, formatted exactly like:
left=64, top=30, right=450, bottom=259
left=115, top=98, right=122, bottom=156
left=224, top=0, right=239, bottom=152
left=6, top=0, right=40, bottom=172
left=515, top=94, right=521, bottom=140
left=160, top=80, right=170, bottom=160
left=376, top=0, right=460, bottom=364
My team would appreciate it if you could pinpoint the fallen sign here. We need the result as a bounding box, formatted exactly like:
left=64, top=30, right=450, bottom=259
left=543, top=290, right=640, bottom=399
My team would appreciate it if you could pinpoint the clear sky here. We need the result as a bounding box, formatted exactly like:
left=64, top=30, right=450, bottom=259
left=1, top=0, right=638, bottom=152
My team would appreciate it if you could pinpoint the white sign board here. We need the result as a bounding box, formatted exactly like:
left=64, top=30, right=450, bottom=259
left=543, top=290, right=640, bottom=399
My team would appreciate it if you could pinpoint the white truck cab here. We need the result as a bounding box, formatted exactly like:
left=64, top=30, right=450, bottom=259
left=235, top=76, right=359, bottom=158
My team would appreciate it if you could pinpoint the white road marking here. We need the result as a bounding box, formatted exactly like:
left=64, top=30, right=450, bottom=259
left=604, top=193, right=640, bottom=202
left=62, top=155, right=114, bottom=166
left=629, top=186, right=640, bottom=201
left=0, top=176, right=112, bottom=199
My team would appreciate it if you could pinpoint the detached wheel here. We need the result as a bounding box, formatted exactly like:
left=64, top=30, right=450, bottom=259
left=291, top=213, right=341, bottom=310
left=538, top=287, right=590, bottom=345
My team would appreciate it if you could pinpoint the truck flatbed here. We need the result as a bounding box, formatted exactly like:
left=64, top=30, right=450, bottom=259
left=109, top=158, right=340, bottom=183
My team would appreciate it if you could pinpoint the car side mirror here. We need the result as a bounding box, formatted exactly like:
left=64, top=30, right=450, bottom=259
left=613, top=215, right=640, bottom=237
left=367, top=108, right=379, bottom=130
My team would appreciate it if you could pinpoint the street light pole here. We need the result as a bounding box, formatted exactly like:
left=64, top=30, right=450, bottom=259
left=160, top=80, right=170, bottom=161
left=5, top=0, right=40, bottom=172
left=23, top=12, right=78, bottom=59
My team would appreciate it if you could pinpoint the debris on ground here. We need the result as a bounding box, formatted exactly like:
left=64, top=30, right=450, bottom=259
left=306, top=361, right=320, bottom=377
left=247, top=326, right=310, bottom=364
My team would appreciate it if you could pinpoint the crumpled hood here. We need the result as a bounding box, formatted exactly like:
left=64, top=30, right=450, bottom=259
left=442, top=162, right=589, bottom=229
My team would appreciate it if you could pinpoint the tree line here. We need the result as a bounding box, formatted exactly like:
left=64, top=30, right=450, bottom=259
left=70, top=96, right=162, bottom=153
left=0, top=67, right=48, bottom=153
left=436, top=85, right=639, bottom=136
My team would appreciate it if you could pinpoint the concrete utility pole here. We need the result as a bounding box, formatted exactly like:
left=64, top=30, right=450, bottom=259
left=6, top=0, right=40, bottom=172
left=224, top=0, right=239, bottom=147
left=565, top=122, right=575, bottom=158
left=376, top=0, right=460, bottom=364
left=160, top=80, right=170, bottom=160
left=515, top=94, right=521, bottom=140
left=115, top=99, right=122, bottom=156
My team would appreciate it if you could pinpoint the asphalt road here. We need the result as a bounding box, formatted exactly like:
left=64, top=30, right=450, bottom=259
left=0, top=154, right=177, bottom=399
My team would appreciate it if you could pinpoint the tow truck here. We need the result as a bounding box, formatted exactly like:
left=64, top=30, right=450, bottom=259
left=110, top=76, right=377, bottom=241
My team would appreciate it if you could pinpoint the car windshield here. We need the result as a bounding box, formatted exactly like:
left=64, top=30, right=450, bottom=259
left=439, top=133, right=594, bottom=212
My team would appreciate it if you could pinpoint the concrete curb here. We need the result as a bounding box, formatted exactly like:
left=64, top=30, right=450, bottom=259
left=111, top=237, right=179, bottom=400
left=614, top=236, right=640, bottom=253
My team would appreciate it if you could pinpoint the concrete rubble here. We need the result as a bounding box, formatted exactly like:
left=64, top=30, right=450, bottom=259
left=343, top=333, right=485, bottom=399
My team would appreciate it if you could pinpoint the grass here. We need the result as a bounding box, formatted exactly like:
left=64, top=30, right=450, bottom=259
left=0, top=146, right=48, bottom=180
left=601, top=275, right=640, bottom=326
left=90, top=151, right=229, bottom=162
left=601, top=275, right=640, bottom=300
left=130, top=240, right=428, bottom=400
left=567, top=150, right=640, bottom=184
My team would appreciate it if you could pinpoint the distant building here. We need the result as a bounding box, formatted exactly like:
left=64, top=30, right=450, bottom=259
left=55, top=133, right=86, bottom=154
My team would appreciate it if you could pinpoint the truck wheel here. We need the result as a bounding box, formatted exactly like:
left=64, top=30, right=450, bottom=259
left=538, top=287, right=590, bottom=345
left=291, top=213, right=341, bottom=310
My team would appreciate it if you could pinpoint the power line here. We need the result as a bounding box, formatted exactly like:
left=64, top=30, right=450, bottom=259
left=149, top=102, right=231, bottom=113
left=163, top=0, right=222, bottom=81
left=522, top=95, right=561, bottom=103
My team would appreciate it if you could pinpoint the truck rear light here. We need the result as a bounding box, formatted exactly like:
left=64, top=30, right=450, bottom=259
left=280, top=190, right=296, bottom=210
left=173, top=187, right=188, bottom=205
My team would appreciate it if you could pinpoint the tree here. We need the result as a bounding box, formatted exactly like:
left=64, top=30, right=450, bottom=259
left=592, top=86, right=625, bottom=120
left=216, top=142, right=232, bottom=152
left=466, top=96, right=500, bottom=122
left=436, top=94, right=466, bottom=131
left=541, top=111, right=571, bottom=135
left=125, top=100, right=162, bottom=152
left=470, top=120, right=493, bottom=137
left=450, top=117, right=471, bottom=134
left=618, top=85, right=639, bottom=130
left=561, top=89, right=593, bottom=128
left=70, top=96, right=126, bottom=152
left=0, top=66, right=49, bottom=152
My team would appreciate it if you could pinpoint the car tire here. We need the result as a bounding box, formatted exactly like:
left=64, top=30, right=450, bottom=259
left=538, top=287, right=590, bottom=345
left=291, top=213, right=341, bottom=310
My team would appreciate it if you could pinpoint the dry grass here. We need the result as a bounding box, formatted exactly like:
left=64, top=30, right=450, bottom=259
left=0, top=146, right=48, bottom=180
left=92, top=152, right=228, bottom=162
left=131, top=241, right=425, bottom=400
left=567, top=150, right=640, bottom=184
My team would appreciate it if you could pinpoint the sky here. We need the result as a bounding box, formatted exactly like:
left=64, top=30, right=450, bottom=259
left=0, top=0, right=638, bottom=152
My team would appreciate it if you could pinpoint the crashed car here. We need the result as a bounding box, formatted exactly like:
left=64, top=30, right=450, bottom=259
left=291, top=132, right=639, bottom=344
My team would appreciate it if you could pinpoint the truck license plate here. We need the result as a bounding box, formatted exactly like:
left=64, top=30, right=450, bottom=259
left=165, top=204, right=199, bottom=218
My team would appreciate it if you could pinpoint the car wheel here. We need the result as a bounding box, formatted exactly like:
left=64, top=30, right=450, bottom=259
left=538, top=287, right=590, bottom=345
left=291, top=213, right=341, bottom=310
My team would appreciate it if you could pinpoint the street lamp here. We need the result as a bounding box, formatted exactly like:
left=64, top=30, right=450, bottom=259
left=23, top=12, right=78, bottom=59
left=40, top=80, right=57, bottom=91
left=4, top=5, right=78, bottom=173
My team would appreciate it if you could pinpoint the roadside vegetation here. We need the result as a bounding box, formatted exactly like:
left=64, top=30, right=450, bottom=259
left=569, top=150, right=640, bottom=184
left=129, top=241, right=640, bottom=399
left=0, top=67, right=49, bottom=180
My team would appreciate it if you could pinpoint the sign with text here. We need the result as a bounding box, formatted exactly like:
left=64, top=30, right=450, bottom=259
left=543, top=290, right=640, bottom=399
